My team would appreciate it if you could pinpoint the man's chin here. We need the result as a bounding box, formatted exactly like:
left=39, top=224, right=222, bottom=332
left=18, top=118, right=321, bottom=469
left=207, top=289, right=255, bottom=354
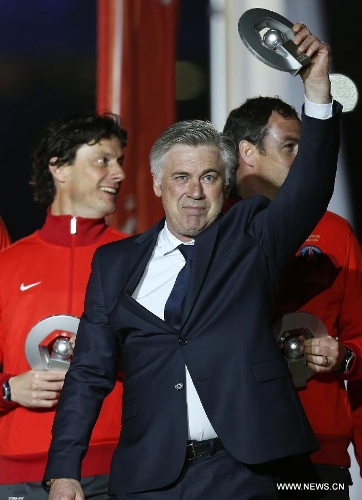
left=179, top=224, right=210, bottom=239
left=102, top=204, right=117, bottom=217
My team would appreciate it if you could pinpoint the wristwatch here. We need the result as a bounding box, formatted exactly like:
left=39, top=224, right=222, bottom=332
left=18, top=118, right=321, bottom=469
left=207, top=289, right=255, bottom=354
left=43, top=478, right=58, bottom=493
left=339, top=347, right=355, bottom=373
left=2, top=379, right=11, bottom=401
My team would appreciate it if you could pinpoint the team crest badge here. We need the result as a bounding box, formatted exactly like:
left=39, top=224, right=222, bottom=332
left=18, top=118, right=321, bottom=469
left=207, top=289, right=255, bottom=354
left=299, top=245, right=323, bottom=266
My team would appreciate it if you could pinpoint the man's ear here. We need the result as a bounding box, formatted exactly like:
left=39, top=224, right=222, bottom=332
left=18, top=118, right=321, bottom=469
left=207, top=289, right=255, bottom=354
left=153, top=176, right=162, bottom=198
left=48, top=158, right=68, bottom=183
left=238, top=140, right=256, bottom=168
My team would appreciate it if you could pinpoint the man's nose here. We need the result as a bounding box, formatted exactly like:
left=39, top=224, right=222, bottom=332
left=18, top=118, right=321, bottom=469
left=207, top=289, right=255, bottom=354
left=110, top=163, right=126, bottom=182
left=188, top=179, right=204, bottom=198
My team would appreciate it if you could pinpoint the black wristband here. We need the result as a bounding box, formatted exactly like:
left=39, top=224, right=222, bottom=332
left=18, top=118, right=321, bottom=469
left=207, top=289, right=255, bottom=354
left=2, top=379, right=11, bottom=401
left=338, top=347, right=355, bottom=374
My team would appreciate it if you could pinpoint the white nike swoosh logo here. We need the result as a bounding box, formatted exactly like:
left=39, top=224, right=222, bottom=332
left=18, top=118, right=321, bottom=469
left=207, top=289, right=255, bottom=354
left=20, top=281, right=42, bottom=291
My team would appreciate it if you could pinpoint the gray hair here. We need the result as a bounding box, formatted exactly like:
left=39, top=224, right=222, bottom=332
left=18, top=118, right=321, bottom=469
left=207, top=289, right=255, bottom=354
left=150, top=119, right=237, bottom=186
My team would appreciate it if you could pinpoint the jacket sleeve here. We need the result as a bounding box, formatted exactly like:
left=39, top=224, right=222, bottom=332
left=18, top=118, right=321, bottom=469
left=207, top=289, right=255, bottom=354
left=0, top=290, right=18, bottom=413
left=0, top=373, right=18, bottom=413
left=250, top=107, right=341, bottom=279
left=345, top=228, right=362, bottom=476
left=337, top=223, right=362, bottom=381
left=43, top=249, right=121, bottom=482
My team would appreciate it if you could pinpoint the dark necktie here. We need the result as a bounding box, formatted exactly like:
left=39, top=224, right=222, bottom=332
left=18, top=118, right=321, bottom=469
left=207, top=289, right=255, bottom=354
left=164, top=244, right=194, bottom=329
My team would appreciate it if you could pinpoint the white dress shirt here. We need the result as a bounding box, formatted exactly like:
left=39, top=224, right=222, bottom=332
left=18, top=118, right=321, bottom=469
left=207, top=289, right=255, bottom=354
left=305, top=97, right=333, bottom=119
left=132, top=223, right=217, bottom=441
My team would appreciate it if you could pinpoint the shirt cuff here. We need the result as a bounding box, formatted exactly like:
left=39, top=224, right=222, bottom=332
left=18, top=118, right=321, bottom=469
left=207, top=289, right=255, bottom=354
left=304, top=96, right=333, bottom=119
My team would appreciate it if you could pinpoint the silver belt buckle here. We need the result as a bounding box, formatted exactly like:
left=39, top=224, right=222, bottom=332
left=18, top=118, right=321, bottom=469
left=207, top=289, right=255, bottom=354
left=187, top=442, right=197, bottom=461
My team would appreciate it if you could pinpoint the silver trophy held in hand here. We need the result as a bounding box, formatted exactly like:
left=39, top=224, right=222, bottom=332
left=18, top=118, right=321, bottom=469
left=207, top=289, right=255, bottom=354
left=273, top=312, right=328, bottom=388
left=238, top=8, right=311, bottom=76
left=25, top=314, right=79, bottom=370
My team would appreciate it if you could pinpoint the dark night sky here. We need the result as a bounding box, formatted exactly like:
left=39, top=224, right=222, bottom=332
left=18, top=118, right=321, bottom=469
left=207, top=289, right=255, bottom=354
left=0, top=0, right=210, bottom=242
left=322, top=1, right=362, bottom=240
left=0, top=1, right=98, bottom=241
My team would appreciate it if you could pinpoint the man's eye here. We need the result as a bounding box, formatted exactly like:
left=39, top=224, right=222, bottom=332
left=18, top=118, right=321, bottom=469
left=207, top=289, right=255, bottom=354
left=203, top=174, right=216, bottom=182
left=97, top=157, right=107, bottom=165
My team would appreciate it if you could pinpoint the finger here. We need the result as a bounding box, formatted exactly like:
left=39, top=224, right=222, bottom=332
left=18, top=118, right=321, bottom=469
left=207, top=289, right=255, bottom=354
left=303, top=344, right=324, bottom=356
left=304, top=336, right=334, bottom=348
left=29, top=377, right=64, bottom=392
left=306, top=363, right=326, bottom=376
left=305, top=353, right=329, bottom=367
left=292, top=25, right=312, bottom=46
left=292, top=22, right=308, bottom=35
left=304, top=343, right=335, bottom=355
left=42, top=381, right=64, bottom=391
left=302, top=39, right=330, bottom=59
left=40, top=390, right=62, bottom=401
left=306, top=358, right=328, bottom=373
left=22, top=391, right=61, bottom=408
left=27, top=392, right=61, bottom=404
left=34, top=370, right=66, bottom=382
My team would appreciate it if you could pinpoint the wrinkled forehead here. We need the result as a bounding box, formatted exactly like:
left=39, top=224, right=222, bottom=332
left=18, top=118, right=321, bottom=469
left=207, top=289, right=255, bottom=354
left=163, top=144, right=224, bottom=170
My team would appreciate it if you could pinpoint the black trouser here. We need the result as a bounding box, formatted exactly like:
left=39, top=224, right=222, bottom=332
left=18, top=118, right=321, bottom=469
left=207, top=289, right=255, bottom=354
left=110, top=447, right=277, bottom=500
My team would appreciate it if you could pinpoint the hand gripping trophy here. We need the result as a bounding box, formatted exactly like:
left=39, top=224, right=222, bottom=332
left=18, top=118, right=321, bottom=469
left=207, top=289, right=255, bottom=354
left=238, top=8, right=311, bottom=76
left=25, top=315, right=80, bottom=370
left=273, top=312, right=329, bottom=387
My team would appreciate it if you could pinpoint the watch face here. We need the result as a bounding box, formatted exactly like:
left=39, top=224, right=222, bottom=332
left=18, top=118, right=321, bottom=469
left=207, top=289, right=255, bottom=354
left=342, top=348, right=355, bottom=373
left=2, top=380, right=11, bottom=401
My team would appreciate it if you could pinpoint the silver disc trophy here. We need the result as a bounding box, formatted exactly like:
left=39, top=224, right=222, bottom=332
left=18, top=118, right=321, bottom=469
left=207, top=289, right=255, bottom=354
left=273, top=312, right=328, bottom=387
left=25, top=314, right=79, bottom=370
left=238, top=8, right=311, bottom=76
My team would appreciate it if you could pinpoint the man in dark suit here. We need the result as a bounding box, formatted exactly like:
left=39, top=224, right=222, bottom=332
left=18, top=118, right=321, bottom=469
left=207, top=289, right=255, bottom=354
left=43, top=24, right=341, bottom=500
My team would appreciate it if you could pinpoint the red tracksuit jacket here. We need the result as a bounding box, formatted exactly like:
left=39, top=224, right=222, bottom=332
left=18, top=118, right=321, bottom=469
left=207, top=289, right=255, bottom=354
left=274, top=210, right=362, bottom=467
left=0, top=213, right=128, bottom=483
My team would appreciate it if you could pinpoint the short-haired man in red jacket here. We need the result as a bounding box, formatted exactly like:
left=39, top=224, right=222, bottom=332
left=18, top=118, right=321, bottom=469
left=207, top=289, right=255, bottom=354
left=224, top=96, right=362, bottom=499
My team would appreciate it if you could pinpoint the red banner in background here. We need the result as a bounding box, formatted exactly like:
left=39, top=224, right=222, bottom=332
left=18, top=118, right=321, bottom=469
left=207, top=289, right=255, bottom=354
left=97, top=0, right=180, bottom=234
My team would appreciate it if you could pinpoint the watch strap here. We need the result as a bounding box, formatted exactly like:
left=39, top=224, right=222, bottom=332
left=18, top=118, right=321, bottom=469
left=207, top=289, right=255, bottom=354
left=2, top=379, right=11, bottom=401
left=43, top=478, right=58, bottom=493
left=339, top=347, right=355, bottom=373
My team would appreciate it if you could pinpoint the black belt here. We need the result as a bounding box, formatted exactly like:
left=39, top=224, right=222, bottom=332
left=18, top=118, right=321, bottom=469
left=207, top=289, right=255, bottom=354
left=186, top=437, right=224, bottom=461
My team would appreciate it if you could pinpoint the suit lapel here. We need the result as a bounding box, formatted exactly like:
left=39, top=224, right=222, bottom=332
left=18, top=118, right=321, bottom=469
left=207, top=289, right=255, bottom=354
left=124, top=219, right=165, bottom=293
left=119, top=291, right=170, bottom=331
left=110, top=219, right=168, bottom=331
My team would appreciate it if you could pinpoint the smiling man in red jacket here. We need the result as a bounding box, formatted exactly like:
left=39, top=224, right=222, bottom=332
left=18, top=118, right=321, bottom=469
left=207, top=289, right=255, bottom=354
left=0, top=113, right=129, bottom=500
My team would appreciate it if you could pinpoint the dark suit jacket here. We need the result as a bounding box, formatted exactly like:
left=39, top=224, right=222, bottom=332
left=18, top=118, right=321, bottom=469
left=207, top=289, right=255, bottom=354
left=44, top=110, right=341, bottom=494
